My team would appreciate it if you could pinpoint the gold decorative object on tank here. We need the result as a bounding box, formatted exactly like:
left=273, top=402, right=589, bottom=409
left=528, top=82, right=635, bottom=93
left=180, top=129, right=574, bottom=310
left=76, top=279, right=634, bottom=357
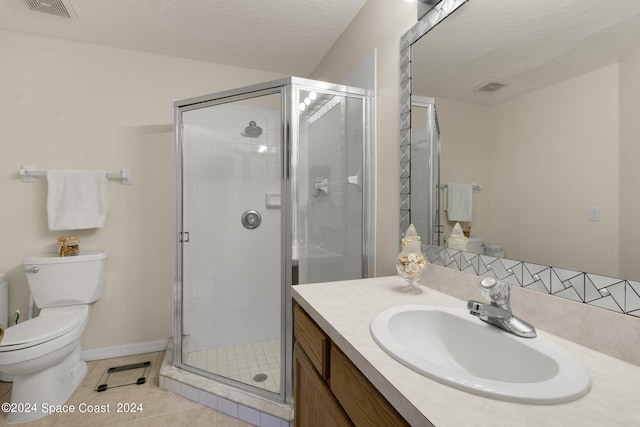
left=57, top=236, right=79, bottom=256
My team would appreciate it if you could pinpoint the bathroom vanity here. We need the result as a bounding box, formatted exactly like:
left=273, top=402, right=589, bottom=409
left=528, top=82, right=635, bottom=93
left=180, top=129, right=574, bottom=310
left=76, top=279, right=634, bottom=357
left=293, top=304, right=408, bottom=426
left=292, top=273, right=640, bottom=426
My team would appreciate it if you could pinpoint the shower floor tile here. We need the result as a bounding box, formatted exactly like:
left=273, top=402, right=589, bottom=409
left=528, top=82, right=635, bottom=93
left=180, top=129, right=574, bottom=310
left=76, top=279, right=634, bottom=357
left=187, top=339, right=281, bottom=393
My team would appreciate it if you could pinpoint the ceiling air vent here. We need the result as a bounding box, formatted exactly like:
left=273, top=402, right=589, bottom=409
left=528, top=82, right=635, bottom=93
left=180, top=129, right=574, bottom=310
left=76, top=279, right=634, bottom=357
left=23, top=0, right=77, bottom=18
left=473, top=80, right=508, bottom=94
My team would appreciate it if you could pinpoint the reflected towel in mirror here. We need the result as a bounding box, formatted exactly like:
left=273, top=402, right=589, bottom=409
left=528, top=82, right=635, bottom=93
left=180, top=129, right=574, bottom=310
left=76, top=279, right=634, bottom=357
left=446, top=183, right=472, bottom=222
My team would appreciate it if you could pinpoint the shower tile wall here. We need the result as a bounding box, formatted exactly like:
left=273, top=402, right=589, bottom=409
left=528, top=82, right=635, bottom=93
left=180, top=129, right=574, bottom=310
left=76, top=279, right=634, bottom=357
left=182, top=103, right=282, bottom=353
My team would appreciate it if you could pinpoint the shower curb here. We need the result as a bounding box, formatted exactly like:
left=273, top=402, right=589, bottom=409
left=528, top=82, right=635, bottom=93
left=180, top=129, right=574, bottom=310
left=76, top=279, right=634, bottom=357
left=159, top=338, right=293, bottom=426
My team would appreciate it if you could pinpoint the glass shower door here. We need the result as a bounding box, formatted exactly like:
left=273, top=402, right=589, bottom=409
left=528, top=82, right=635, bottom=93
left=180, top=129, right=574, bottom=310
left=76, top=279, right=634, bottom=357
left=294, top=86, right=366, bottom=284
left=179, top=89, right=283, bottom=395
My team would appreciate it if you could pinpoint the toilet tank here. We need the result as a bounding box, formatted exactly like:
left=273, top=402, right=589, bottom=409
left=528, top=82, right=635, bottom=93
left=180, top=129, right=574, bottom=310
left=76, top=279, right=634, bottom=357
left=467, top=238, right=485, bottom=255
left=24, top=251, right=106, bottom=308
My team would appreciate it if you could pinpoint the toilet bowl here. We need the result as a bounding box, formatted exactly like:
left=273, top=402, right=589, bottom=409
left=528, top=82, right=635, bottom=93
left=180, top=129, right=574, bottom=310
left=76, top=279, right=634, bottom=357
left=0, top=252, right=105, bottom=424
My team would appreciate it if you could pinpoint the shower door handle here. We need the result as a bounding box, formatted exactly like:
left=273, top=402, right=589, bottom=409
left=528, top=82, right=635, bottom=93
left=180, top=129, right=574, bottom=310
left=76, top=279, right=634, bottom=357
left=180, top=231, right=190, bottom=243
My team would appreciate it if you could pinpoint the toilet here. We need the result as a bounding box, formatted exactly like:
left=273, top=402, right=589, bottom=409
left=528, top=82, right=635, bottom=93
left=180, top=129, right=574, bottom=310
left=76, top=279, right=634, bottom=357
left=466, top=237, right=485, bottom=255
left=0, top=251, right=106, bottom=424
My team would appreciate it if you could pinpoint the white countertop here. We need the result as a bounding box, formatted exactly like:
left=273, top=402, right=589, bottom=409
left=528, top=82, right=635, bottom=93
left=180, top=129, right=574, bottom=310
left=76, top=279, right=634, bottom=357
left=292, top=276, right=640, bottom=427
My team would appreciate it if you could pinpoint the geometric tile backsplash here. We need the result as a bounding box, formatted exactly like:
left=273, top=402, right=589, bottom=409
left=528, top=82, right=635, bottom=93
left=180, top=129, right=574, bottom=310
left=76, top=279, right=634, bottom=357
left=424, top=245, right=640, bottom=318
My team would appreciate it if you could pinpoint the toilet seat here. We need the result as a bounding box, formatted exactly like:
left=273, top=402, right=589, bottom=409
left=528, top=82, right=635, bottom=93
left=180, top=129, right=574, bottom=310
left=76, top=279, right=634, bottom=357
left=0, top=306, right=88, bottom=352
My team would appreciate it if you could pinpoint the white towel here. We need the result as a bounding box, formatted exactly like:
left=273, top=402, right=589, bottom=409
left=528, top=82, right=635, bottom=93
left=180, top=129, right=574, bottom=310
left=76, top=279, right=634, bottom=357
left=47, top=170, right=108, bottom=231
left=446, top=183, right=473, bottom=222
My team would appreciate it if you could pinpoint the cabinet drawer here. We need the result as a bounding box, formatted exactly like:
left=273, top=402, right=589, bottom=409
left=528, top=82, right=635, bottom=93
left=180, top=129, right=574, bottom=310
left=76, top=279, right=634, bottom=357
left=294, top=304, right=329, bottom=378
left=329, top=342, right=409, bottom=427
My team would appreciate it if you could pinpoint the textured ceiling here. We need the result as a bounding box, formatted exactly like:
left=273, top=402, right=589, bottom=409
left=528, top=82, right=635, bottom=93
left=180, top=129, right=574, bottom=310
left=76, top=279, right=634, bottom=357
left=0, top=0, right=368, bottom=76
left=412, top=0, right=640, bottom=105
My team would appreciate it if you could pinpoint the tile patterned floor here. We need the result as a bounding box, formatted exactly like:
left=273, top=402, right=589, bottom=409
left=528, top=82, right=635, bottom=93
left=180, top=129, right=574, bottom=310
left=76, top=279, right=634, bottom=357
left=186, top=340, right=280, bottom=393
left=0, top=351, right=251, bottom=427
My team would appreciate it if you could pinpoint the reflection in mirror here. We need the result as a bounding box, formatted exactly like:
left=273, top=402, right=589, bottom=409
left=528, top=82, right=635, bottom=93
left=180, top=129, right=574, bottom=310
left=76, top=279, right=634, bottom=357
left=410, top=96, right=440, bottom=246
left=400, top=0, right=640, bottom=316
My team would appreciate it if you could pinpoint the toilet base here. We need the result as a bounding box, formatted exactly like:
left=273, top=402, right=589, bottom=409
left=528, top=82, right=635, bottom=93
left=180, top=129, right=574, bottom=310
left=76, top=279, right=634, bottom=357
left=6, top=342, right=87, bottom=424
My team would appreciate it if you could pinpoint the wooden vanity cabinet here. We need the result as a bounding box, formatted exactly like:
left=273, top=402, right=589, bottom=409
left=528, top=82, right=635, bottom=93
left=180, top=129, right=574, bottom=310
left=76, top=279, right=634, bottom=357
left=294, top=343, right=352, bottom=427
left=294, top=304, right=409, bottom=427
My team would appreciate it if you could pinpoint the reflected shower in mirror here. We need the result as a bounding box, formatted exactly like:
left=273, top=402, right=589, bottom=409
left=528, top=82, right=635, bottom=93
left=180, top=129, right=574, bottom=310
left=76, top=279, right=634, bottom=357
left=400, top=0, right=640, bottom=316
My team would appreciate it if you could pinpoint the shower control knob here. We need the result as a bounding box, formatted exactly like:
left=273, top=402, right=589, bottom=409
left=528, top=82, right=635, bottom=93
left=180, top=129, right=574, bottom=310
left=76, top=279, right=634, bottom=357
left=241, top=210, right=262, bottom=230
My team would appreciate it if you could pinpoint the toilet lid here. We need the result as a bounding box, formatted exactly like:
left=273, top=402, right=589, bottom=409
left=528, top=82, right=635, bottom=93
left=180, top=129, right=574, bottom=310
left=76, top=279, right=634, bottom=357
left=0, top=306, right=88, bottom=351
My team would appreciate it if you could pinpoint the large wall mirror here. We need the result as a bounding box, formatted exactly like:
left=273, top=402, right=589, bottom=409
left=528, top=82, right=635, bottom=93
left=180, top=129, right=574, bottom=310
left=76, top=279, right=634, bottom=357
left=400, top=0, right=640, bottom=317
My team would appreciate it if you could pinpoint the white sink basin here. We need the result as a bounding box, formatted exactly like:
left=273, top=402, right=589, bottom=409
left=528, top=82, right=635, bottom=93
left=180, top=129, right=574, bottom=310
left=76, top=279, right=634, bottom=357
left=370, top=305, right=591, bottom=404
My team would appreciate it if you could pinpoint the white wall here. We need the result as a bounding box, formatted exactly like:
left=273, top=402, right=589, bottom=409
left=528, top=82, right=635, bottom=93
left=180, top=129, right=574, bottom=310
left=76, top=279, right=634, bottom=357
left=0, top=29, right=284, bottom=350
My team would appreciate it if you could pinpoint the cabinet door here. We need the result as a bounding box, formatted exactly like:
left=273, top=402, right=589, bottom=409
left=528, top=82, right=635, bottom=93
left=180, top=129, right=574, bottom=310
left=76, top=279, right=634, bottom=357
left=330, top=342, right=410, bottom=427
left=294, top=343, right=353, bottom=427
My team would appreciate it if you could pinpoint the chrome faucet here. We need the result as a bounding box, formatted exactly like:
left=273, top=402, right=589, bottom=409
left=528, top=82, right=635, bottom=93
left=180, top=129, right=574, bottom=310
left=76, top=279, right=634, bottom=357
left=467, top=277, right=536, bottom=338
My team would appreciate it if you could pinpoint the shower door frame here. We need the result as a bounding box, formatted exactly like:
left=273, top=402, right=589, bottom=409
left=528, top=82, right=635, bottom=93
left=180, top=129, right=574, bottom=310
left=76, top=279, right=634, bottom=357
left=172, top=77, right=371, bottom=405
left=411, top=96, right=441, bottom=246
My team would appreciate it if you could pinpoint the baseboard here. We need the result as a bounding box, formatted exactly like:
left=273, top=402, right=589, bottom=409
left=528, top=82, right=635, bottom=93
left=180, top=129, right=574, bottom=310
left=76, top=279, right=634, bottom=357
left=82, top=339, right=169, bottom=361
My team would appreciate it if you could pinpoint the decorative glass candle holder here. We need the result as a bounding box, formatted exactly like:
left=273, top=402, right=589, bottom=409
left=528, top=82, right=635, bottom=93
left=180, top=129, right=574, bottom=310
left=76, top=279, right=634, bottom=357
left=396, top=224, right=426, bottom=294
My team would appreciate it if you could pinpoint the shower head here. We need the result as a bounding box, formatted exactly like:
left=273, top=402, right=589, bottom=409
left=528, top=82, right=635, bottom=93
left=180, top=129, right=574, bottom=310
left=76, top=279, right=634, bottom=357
left=243, top=121, right=263, bottom=138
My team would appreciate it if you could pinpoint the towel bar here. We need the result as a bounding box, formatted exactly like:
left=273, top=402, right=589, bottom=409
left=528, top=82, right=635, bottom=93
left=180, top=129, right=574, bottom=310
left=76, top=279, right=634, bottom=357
left=19, top=165, right=133, bottom=185
left=440, top=183, right=480, bottom=191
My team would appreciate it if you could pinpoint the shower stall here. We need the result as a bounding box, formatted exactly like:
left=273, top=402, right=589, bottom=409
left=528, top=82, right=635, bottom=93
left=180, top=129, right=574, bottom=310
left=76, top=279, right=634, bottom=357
left=172, top=77, right=373, bottom=408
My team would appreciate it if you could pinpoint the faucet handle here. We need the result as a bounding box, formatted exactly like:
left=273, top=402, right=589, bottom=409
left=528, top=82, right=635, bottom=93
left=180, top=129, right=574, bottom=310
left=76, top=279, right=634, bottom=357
left=480, top=277, right=511, bottom=305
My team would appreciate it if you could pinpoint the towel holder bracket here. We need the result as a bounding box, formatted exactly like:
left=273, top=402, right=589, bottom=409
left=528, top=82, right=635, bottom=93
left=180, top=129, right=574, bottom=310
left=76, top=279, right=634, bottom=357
left=19, top=165, right=133, bottom=185
left=19, top=164, right=36, bottom=183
